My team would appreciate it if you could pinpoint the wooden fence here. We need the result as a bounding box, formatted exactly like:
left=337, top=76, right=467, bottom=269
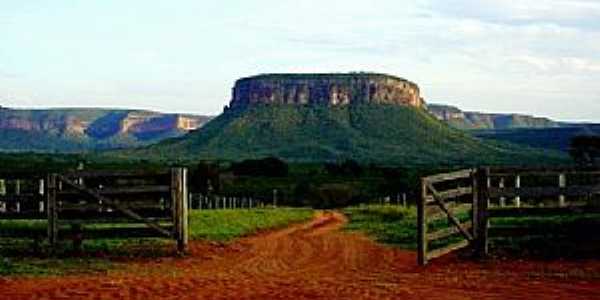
left=0, top=168, right=189, bottom=252
left=477, top=167, right=600, bottom=256
left=418, top=167, right=600, bottom=265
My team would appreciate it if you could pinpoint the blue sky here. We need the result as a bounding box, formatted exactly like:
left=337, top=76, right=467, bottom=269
left=1, top=0, right=599, bottom=121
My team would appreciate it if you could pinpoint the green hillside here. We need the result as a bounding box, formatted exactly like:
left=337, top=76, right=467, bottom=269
left=133, top=104, right=568, bottom=167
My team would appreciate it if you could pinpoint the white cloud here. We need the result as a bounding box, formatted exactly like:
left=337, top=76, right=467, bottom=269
left=425, top=0, right=600, bottom=30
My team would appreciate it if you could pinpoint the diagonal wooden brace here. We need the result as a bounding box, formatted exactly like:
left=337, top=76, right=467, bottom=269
left=427, top=182, right=474, bottom=241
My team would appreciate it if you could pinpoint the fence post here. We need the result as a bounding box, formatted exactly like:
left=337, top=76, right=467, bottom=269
left=39, top=178, right=45, bottom=212
left=486, top=172, right=491, bottom=207
left=47, top=174, right=58, bottom=247
left=514, top=175, right=521, bottom=208
left=15, top=179, right=21, bottom=212
left=417, top=178, right=427, bottom=266
left=471, top=169, right=479, bottom=240
left=499, top=177, right=506, bottom=207
left=475, top=168, right=490, bottom=258
left=173, top=168, right=188, bottom=253
left=0, top=179, right=5, bottom=213
left=559, top=173, right=566, bottom=207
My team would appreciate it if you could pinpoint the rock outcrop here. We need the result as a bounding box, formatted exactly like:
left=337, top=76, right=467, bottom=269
left=428, top=104, right=561, bottom=130
left=229, top=73, right=424, bottom=109
left=0, top=108, right=213, bottom=152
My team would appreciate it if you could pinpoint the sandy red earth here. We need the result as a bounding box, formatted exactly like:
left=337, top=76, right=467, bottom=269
left=2, top=212, right=600, bottom=300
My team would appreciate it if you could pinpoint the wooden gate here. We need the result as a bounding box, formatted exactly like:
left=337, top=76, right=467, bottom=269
left=418, top=169, right=477, bottom=265
left=0, top=168, right=188, bottom=252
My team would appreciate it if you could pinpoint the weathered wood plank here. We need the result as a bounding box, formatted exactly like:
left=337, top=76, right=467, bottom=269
left=427, top=204, right=472, bottom=223
left=173, top=168, right=188, bottom=252
left=59, top=170, right=170, bottom=179
left=475, top=167, right=490, bottom=257
left=0, top=226, right=175, bottom=239
left=488, top=166, right=600, bottom=177
left=427, top=221, right=473, bottom=242
left=58, top=208, right=170, bottom=220
left=64, top=226, right=175, bottom=239
left=0, top=211, right=46, bottom=219
left=423, top=169, right=474, bottom=184
left=57, top=185, right=170, bottom=196
left=47, top=174, right=58, bottom=247
left=471, top=170, right=479, bottom=239
left=59, top=203, right=165, bottom=212
left=488, top=206, right=600, bottom=218
left=181, top=168, right=189, bottom=252
left=418, top=178, right=427, bottom=266
left=436, top=187, right=473, bottom=200
left=426, top=240, right=470, bottom=261
left=489, top=221, right=600, bottom=238
left=0, top=194, right=44, bottom=202
left=488, top=185, right=600, bottom=199
left=59, top=217, right=172, bottom=224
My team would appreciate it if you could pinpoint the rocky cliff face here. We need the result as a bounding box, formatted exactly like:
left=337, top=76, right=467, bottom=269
left=428, top=104, right=561, bottom=130
left=0, top=108, right=213, bottom=152
left=229, top=73, right=424, bottom=109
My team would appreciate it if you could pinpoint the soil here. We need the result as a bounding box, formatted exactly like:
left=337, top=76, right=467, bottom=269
left=2, top=211, right=600, bottom=299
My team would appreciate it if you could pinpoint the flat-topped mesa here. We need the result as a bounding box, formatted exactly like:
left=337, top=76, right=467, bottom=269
left=229, top=73, right=424, bottom=109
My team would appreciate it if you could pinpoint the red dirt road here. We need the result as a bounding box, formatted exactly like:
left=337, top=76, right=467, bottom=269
left=2, top=212, right=600, bottom=299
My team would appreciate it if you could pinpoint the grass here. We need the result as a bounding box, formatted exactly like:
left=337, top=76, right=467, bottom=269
left=0, top=208, right=314, bottom=277
left=343, top=205, right=418, bottom=249
left=189, top=208, right=314, bottom=241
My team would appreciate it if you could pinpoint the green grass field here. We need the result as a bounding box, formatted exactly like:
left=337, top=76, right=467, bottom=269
left=0, top=208, right=314, bottom=277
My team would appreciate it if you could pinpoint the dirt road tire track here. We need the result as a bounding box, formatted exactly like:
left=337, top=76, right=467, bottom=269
left=2, top=211, right=600, bottom=299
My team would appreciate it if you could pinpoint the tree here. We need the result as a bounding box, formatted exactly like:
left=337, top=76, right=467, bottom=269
left=569, top=135, right=600, bottom=167
left=190, top=162, right=221, bottom=194
left=308, top=183, right=355, bottom=209
left=231, top=157, right=289, bottom=177
left=324, top=159, right=363, bottom=177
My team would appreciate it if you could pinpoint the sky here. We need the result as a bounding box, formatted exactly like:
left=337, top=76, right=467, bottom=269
left=1, top=0, right=599, bottom=121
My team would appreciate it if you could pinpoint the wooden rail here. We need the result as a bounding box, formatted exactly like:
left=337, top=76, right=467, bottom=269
left=0, top=168, right=189, bottom=252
